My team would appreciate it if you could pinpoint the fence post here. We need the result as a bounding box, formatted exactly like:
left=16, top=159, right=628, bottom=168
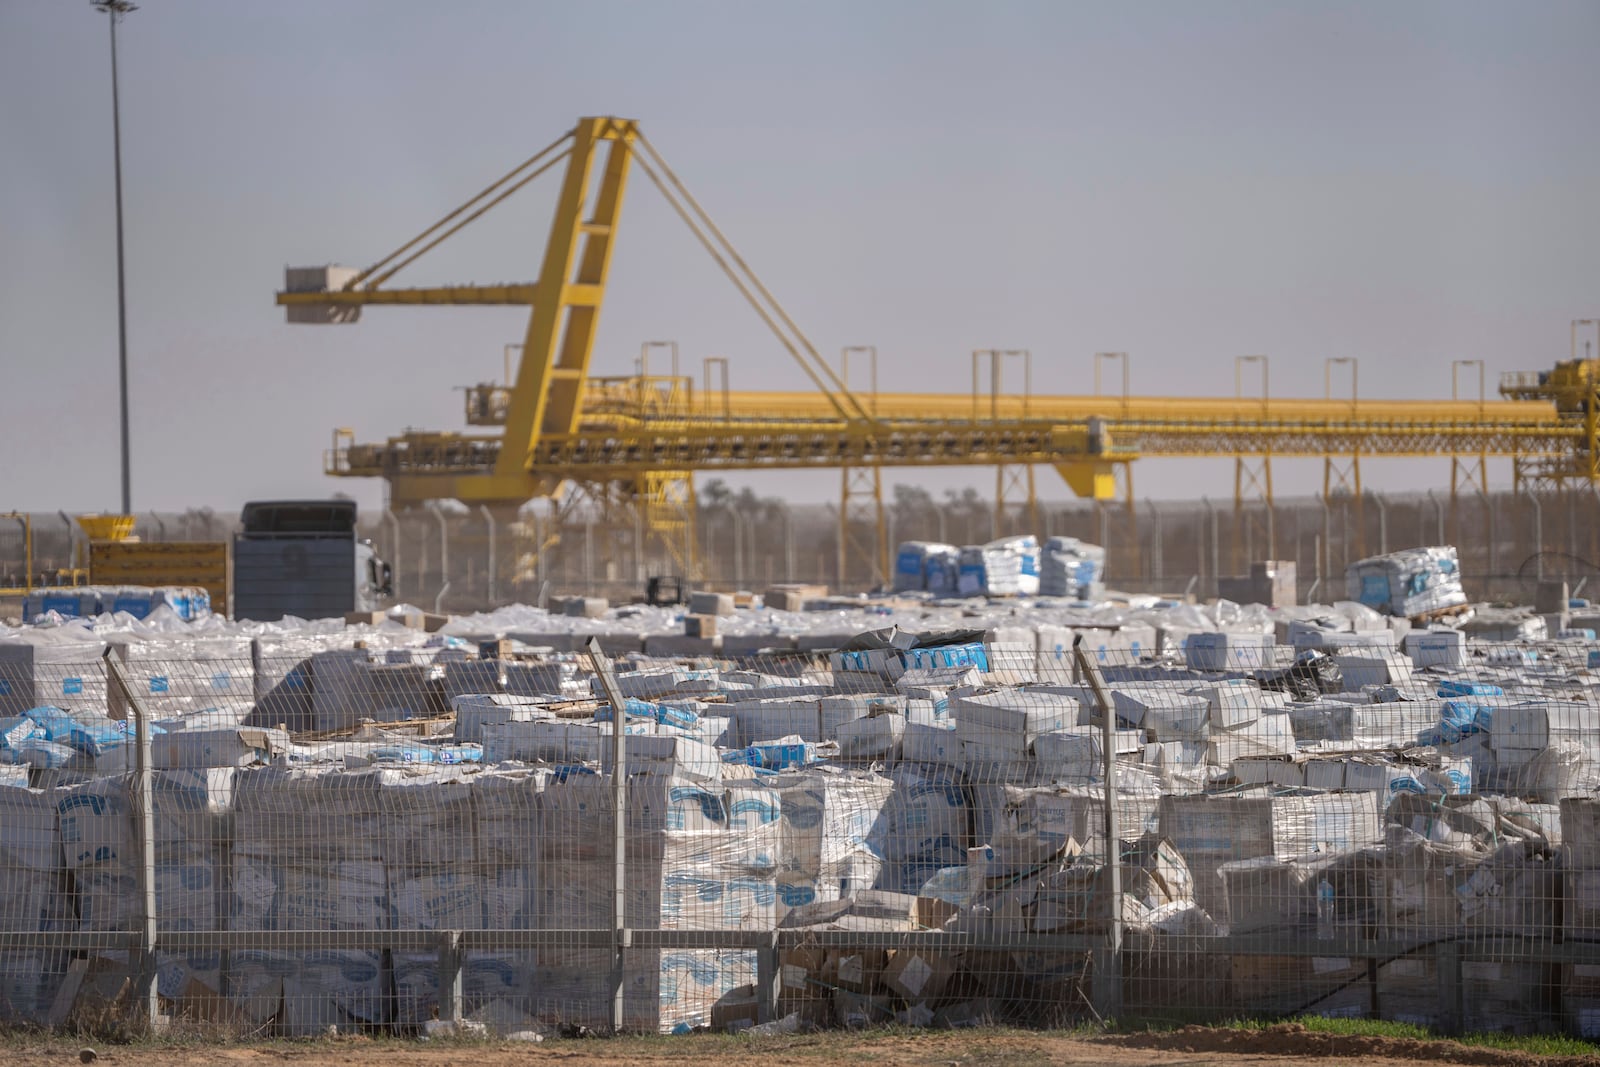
left=104, top=649, right=160, bottom=1032
left=587, top=637, right=630, bottom=1034
left=755, top=930, right=779, bottom=1025
left=479, top=505, right=497, bottom=607
left=1073, top=638, right=1122, bottom=1021
left=1435, top=940, right=1463, bottom=1035
left=437, top=930, right=464, bottom=1024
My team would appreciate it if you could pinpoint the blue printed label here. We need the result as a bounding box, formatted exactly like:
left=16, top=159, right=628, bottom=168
left=149, top=676, right=170, bottom=694
left=62, top=678, right=83, bottom=696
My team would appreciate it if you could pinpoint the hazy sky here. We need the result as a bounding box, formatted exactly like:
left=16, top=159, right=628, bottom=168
left=3, top=0, right=1598, bottom=516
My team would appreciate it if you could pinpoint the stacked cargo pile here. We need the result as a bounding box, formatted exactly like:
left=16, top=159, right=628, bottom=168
left=23, top=586, right=211, bottom=623
left=957, top=536, right=1041, bottom=597
left=532, top=764, right=779, bottom=1032
left=8, top=580, right=1600, bottom=1034
left=1347, top=547, right=1468, bottom=619
left=893, top=542, right=960, bottom=595
left=230, top=767, right=390, bottom=1034
left=1039, top=537, right=1105, bottom=600
left=0, top=783, right=70, bottom=1022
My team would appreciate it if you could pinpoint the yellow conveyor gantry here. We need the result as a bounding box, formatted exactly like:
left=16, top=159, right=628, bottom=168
left=277, top=116, right=1599, bottom=582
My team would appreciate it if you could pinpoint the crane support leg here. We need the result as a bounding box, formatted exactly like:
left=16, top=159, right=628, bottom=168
left=839, top=467, right=888, bottom=591
left=1233, top=456, right=1276, bottom=574
left=498, top=117, right=638, bottom=477
left=994, top=464, right=1040, bottom=539
left=1449, top=454, right=1492, bottom=577
left=1324, top=454, right=1364, bottom=559
left=638, top=472, right=699, bottom=580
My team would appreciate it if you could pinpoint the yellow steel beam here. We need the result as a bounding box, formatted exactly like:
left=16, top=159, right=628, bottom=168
left=326, top=404, right=1582, bottom=494
left=276, top=285, right=540, bottom=307
left=644, top=389, right=1562, bottom=426
left=499, top=117, right=638, bottom=477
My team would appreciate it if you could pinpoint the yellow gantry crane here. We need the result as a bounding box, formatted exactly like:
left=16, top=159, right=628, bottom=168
left=278, top=116, right=1594, bottom=584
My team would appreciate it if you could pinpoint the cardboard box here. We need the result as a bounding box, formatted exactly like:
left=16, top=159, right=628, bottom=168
left=1194, top=680, right=1261, bottom=729
left=564, top=597, right=609, bottom=618
left=1032, top=727, right=1103, bottom=779
left=151, top=727, right=289, bottom=769
left=1116, top=691, right=1211, bottom=740
left=1493, top=701, right=1599, bottom=757
left=709, top=984, right=762, bottom=1031
left=685, top=614, right=719, bottom=639
left=1232, top=756, right=1304, bottom=788
left=1335, top=653, right=1413, bottom=690
left=902, top=722, right=960, bottom=767
left=1186, top=631, right=1273, bottom=671
left=881, top=949, right=955, bottom=1002
left=765, top=584, right=828, bottom=612
left=912, top=896, right=960, bottom=930
left=688, top=591, right=735, bottom=617
left=829, top=949, right=887, bottom=993
left=1207, top=712, right=1295, bottom=764
left=836, top=711, right=905, bottom=761
left=953, top=692, right=1076, bottom=750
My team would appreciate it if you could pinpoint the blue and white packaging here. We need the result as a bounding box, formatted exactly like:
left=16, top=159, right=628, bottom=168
left=0, top=640, right=109, bottom=718
left=901, top=721, right=960, bottom=768
left=1346, top=546, right=1467, bottom=617
left=1040, top=537, right=1106, bottom=599
left=1403, top=629, right=1466, bottom=668
left=1032, top=727, right=1103, bottom=782
left=1185, top=631, right=1273, bottom=671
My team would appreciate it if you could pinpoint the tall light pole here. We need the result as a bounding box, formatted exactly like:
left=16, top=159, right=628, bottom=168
left=94, top=0, right=136, bottom=515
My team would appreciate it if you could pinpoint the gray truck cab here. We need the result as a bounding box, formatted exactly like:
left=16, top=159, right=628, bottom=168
left=233, top=500, right=392, bottom=622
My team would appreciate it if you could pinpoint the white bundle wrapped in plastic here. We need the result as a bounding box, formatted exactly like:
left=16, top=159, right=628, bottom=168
left=924, top=545, right=960, bottom=596
left=1156, top=789, right=1382, bottom=923
left=956, top=546, right=986, bottom=596
left=893, top=542, right=957, bottom=593
left=1346, top=546, right=1467, bottom=617
left=109, top=636, right=254, bottom=723
left=957, top=536, right=1041, bottom=597
left=99, top=586, right=213, bottom=622
left=0, top=781, right=73, bottom=1023
left=230, top=766, right=389, bottom=1034
left=769, top=768, right=891, bottom=914
left=533, top=772, right=778, bottom=1032
left=1040, top=536, right=1106, bottom=599
left=0, top=636, right=109, bottom=718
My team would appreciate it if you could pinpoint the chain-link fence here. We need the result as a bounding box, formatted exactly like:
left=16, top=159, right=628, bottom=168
left=0, top=627, right=1594, bottom=1036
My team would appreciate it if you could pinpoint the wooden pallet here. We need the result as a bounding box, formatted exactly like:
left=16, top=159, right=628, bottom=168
left=1409, top=603, right=1472, bottom=624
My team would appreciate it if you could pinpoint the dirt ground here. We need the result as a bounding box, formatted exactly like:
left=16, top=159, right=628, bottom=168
left=5, top=1026, right=1600, bottom=1067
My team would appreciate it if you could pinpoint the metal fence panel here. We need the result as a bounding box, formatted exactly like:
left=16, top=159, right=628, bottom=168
left=0, top=623, right=1592, bottom=1036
